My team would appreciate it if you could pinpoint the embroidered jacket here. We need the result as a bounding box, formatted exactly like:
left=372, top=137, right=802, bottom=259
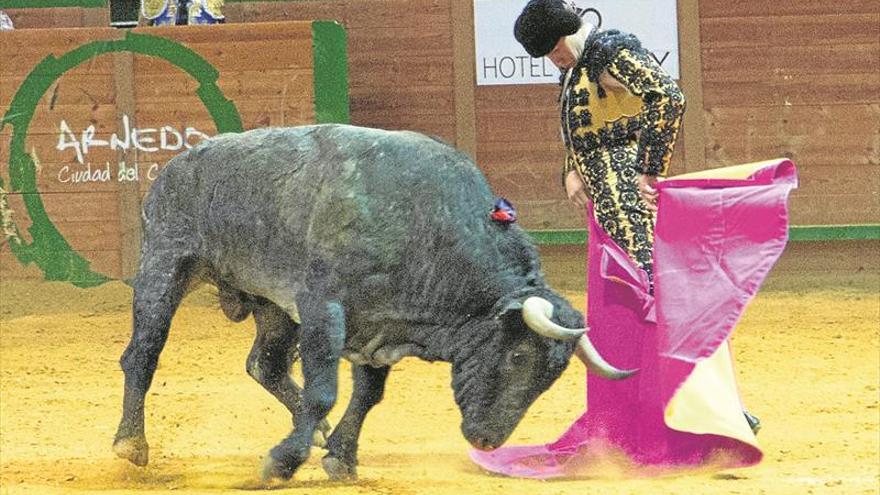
left=142, top=0, right=224, bottom=25
left=560, top=30, right=685, bottom=181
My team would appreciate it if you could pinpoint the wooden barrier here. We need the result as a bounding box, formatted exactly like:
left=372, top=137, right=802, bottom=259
left=2, top=1, right=877, bottom=284
left=1, top=20, right=348, bottom=284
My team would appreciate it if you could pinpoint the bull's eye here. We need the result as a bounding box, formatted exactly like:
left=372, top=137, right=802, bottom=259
left=510, top=351, right=528, bottom=366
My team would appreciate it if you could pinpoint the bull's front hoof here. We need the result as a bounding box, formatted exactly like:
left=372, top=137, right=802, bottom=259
left=113, top=435, right=149, bottom=466
left=322, top=455, right=357, bottom=481
left=312, top=419, right=332, bottom=449
left=261, top=455, right=295, bottom=482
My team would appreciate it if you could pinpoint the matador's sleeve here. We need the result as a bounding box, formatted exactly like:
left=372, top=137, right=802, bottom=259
left=561, top=153, right=578, bottom=188
left=606, top=49, right=686, bottom=176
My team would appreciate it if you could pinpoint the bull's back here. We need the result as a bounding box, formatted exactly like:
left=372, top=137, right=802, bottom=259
left=143, top=125, right=497, bottom=289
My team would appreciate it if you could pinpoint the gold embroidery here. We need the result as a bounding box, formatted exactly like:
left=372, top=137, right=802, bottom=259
left=201, top=0, right=224, bottom=18
left=570, top=78, right=643, bottom=137
left=142, top=0, right=169, bottom=19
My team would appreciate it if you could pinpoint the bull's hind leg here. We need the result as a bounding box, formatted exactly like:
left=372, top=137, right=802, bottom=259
left=246, top=301, right=332, bottom=446
left=261, top=284, right=345, bottom=481
left=322, top=365, right=390, bottom=481
left=113, top=251, right=195, bottom=466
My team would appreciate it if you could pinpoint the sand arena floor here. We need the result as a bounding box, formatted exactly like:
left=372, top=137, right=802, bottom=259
left=1, top=241, right=878, bottom=495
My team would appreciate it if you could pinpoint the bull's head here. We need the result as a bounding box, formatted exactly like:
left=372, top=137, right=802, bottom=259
left=452, top=292, right=634, bottom=451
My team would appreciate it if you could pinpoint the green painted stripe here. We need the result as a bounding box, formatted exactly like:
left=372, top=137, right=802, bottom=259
left=312, top=20, right=350, bottom=125
left=0, top=0, right=106, bottom=7
left=788, top=224, right=880, bottom=242
left=528, top=230, right=587, bottom=246
left=527, top=224, right=880, bottom=245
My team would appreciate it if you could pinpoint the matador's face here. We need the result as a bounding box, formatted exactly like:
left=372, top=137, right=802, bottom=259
left=546, top=36, right=578, bottom=69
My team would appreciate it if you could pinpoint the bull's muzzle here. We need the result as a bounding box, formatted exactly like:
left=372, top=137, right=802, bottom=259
left=521, top=296, right=637, bottom=380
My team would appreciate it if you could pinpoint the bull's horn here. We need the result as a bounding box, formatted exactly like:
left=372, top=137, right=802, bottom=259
left=522, top=296, right=637, bottom=380
left=522, top=296, right=584, bottom=341
left=575, top=335, right=638, bottom=380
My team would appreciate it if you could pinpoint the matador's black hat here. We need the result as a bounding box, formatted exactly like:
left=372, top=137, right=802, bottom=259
left=514, top=0, right=583, bottom=58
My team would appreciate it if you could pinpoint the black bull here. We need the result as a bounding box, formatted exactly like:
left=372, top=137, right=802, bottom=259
left=112, top=124, right=632, bottom=481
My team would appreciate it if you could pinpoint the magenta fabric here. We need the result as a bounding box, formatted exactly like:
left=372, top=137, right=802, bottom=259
left=470, top=159, right=798, bottom=478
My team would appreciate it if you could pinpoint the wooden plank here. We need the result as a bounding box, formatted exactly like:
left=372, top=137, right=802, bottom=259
left=478, top=138, right=562, bottom=153
left=476, top=84, right=566, bottom=196
left=3, top=7, right=109, bottom=29
left=348, top=115, right=455, bottom=143
left=348, top=58, right=454, bottom=85
left=347, top=27, right=453, bottom=57
left=489, top=170, right=564, bottom=202
left=134, top=69, right=313, bottom=101
left=476, top=84, right=559, bottom=111
left=512, top=199, right=585, bottom=231
left=36, top=191, right=120, bottom=224
left=678, top=0, right=705, bottom=172
left=24, top=220, right=122, bottom=253
left=702, top=72, right=880, bottom=107
left=335, top=0, right=449, bottom=29
left=350, top=85, right=454, bottom=114
left=1, top=104, right=314, bottom=174
left=704, top=131, right=878, bottom=167
left=701, top=14, right=880, bottom=48
left=0, top=74, right=116, bottom=110
left=0, top=248, right=47, bottom=281
left=0, top=132, right=165, bottom=163
left=702, top=44, right=879, bottom=79
left=224, top=1, right=348, bottom=24
left=2, top=192, right=121, bottom=250
left=476, top=111, right=559, bottom=144
left=114, top=48, right=140, bottom=280
left=81, top=5, right=108, bottom=26
left=2, top=103, right=133, bottom=137
left=788, top=194, right=879, bottom=225
left=132, top=21, right=314, bottom=43
left=0, top=163, right=125, bottom=196
left=134, top=97, right=313, bottom=128
left=0, top=28, right=119, bottom=76
left=131, top=39, right=313, bottom=75
left=704, top=104, right=880, bottom=139
left=3, top=189, right=119, bottom=225
left=700, top=0, right=879, bottom=18
left=704, top=104, right=880, bottom=168
left=477, top=147, right=557, bottom=174
left=477, top=152, right=563, bottom=176
left=793, top=164, right=880, bottom=198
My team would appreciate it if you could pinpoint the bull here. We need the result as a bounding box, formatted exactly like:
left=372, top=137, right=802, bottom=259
left=112, top=124, right=633, bottom=481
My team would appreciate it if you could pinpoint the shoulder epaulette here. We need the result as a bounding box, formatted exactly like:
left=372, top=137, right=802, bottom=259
left=581, top=30, right=644, bottom=97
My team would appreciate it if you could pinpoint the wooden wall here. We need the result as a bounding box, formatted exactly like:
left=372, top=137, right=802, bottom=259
left=1, top=22, right=317, bottom=282
left=223, top=0, right=457, bottom=142
left=699, top=1, right=879, bottom=225
left=222, top=0, right=880, bottom=229
left=2, top=1, right=878, bottom=284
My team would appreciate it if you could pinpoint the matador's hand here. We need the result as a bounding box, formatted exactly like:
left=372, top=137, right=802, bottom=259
left=638, top=174, right=660, bottom=212
left=565, top=169, right=589, bottom=211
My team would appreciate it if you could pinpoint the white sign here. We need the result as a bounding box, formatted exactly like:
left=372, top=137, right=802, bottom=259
left=474, top=0, right=680, bottom=85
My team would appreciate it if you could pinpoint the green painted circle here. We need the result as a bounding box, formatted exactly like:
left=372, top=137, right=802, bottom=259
left=1, top=31, right=243, bottom=286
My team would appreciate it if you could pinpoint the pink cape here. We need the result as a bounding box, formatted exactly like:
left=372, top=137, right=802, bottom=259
left=471, top=159, right=798, bottom=478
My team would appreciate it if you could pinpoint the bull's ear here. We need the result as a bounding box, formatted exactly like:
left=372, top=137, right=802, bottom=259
left=494, top=299, right=523, bottom=322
